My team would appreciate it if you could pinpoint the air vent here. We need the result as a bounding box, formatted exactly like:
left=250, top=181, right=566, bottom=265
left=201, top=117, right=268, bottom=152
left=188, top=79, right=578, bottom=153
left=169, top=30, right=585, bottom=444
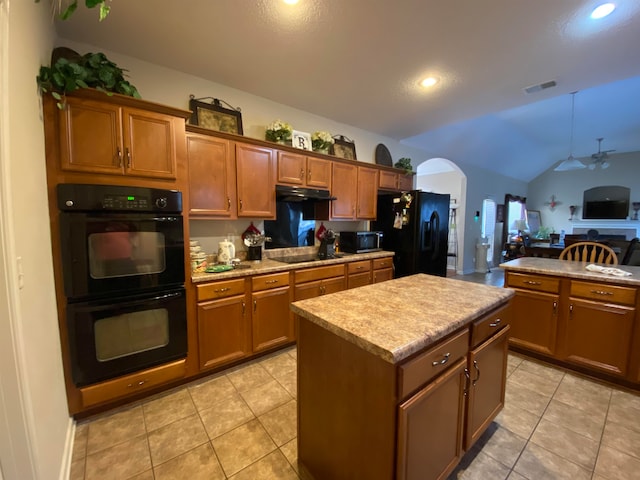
left=523, top=80, right=557, bottom=94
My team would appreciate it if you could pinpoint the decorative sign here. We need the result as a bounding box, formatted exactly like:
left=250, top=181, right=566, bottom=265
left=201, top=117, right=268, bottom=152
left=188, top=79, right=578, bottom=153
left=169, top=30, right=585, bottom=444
left=292, top=130, right=312, bottom=151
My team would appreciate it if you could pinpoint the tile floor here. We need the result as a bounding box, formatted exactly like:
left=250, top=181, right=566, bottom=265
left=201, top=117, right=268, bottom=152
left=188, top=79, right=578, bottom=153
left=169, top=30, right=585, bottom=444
left=69, top=270, right=640, bottom=479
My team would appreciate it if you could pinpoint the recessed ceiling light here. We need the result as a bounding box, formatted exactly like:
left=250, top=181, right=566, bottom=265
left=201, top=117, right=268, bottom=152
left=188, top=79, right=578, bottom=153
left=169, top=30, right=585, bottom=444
left=590, top=3, right=616, bottom=19
left=283, top=0, right=299, bottom=4
left=420, top=77, right=439, bottom=88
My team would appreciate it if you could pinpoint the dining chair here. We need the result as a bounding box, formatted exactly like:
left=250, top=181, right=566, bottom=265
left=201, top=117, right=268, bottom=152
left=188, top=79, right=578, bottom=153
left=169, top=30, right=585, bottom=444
left=621, top=238, right=639, bottom=265
left=559, top=241, right=618, bottom=265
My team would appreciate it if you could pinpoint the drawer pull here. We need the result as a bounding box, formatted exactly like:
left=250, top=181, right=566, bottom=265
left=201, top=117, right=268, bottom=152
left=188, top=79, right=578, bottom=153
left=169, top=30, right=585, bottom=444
left=214, top=287, right=231, bottom=293
left=356, top=266, right=364, bottom=270
left=489, top=318, right=501, bottom=327
left=523, top=280, right=542, bottom=285
left=432, top=352, right=450, bottom=367
left=127, top=379, right=147, bottom=388
left=463, top=368, right=470, bottom=396
left=590, top=289, right=613, bottom=296
left=265, top=279, right=279, bottom=284
left=472, top=360, right=481, bottom=386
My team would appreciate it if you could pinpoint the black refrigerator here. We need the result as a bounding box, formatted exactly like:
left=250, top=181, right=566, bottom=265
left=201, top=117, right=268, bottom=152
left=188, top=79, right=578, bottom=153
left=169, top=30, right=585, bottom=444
left=372, top=190, right=450, bottom=277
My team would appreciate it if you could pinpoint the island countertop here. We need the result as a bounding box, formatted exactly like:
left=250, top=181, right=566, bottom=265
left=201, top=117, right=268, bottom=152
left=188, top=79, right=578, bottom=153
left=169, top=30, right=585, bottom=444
left=500, top=257, right=640, bottom=287
left=291, top=273, right=514, bottom=364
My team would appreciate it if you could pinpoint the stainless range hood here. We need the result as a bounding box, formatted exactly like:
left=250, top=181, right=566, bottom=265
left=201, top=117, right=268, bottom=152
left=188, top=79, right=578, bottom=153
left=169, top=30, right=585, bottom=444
left=275, top=185, right=336, bottom=202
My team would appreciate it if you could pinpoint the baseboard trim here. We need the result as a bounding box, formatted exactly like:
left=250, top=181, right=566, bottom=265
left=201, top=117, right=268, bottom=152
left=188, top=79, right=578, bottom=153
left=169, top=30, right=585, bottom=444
left=58, top=418, right=75, bottom=480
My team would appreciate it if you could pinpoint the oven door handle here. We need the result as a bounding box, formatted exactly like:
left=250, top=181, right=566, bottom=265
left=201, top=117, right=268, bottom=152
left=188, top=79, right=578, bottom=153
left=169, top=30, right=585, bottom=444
left=79, top=290, right=184, bottom=312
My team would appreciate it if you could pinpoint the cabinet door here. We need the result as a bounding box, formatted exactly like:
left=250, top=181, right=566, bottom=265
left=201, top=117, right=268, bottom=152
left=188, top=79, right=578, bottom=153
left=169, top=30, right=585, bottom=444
left=58, top=97, right=124, bottom=175
left=561, top=298, right=635, bottom=377
left=398, top=173, right=414, bottom=191
left=306, top=157, right=331, bottom=189
left=294, top=276, right=345, bottom=301
left=331, top=163, right=357, bottom=219
left=123, top=107, right=178, bottom=179
left=276, top=151, right=306, bottom=186
left=357, top=166, right=379, bottom=219
left=252, top=286, right=293, bottom=352
left=397, top=358, right=466, bottom=480
left=198, top=295, right=250, bottom=370
left=187, top=134, right=236, bottom=218
left=373, top=267, right=394, bottom=283
left=509, top=290, right=559, bottom=356
left=379, top=170, right=398, bottom=190
left=348, top=271, right=371, bottom=289
left=236, top=143, right=276, bottom=218
left=465, top=326, right=510, bottom=450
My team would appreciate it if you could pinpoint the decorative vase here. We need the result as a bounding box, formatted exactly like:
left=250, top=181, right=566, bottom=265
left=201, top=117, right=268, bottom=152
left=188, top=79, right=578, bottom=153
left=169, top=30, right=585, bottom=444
left=276, top=139, right=288, bottom=145
left=315, top=147, right=330, bottom=155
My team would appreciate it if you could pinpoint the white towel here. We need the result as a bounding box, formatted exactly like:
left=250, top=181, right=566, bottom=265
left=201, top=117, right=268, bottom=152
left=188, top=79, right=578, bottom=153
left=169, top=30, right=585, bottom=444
left=585, top=264, right=632, bottom=277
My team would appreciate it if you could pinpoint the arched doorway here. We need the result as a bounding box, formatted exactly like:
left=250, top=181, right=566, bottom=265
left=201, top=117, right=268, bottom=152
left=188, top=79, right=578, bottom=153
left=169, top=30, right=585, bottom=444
left=416, top=158, right=467, bottom=275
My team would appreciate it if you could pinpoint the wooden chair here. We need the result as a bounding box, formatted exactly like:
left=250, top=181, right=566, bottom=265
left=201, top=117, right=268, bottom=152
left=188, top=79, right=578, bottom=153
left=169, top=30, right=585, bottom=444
left=559, top=241, right=618, bottom=265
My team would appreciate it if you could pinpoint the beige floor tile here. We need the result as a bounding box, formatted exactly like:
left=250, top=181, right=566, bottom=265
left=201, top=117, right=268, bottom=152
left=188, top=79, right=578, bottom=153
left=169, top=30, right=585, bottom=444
left=288, top=347, right=297, bottom=360
left=514, top=443, right=592, bottom=480
left=188, top=374, right=237, bottom=412
left=494, top=401, right=541, bottom=439
left=542, top=399, right=605, bottom=441
left=506, top=472, right=527, bottom=480
left=240, top=379, right=293, bottom=416
left=505, top=380, right=552, bottom=417
left=473, top=423, right=527, bottom=468
left=530, top=418, right=599, bottom=470
left=85, top=435, right=151, bottom=480
left=86, top=405, right=146, bottom=454
left=199, top=391, right=255, bottom=439
left=507, top=367, right=562, bottom=398
left=69, top=458, right=85, bottom=480
left=594, top=444, right=640, bottom=480
left=229, top=449, right=299, bottom=480
left=259, top=399, right=297, bottom=446
left=602, top=420, right=640, bottom=460
left=226, top=362, right=274, bottom=392
left=127, top=471, right=154, bottom=480
left=143, top=389, right=197, bottom=432
left=147, top=414, right=209, bottom=466
left=607, top=390, right=640, bottom=433
left=72, top=422, right=89, bottom=461
left=260, top=350, right=297, bottom=377
left=280, top=438, right=298, bottom=473
left=153, top=443, right=225, bottom=480
left=275, top=368, right=297, bottom=398
left=213, top=419, right=277, bottom=477
left=553, top=374, right=611, bottom=421
left=449, top=450, right=510, bottom=480
left=507, top=354, right=524, bottom=370
left=517, top=359, right=565, bottom=382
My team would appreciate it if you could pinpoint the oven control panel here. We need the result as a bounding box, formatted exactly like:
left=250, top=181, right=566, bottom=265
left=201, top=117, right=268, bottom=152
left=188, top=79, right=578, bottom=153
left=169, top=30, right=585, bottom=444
left=57, top=184, right=182, bottom=213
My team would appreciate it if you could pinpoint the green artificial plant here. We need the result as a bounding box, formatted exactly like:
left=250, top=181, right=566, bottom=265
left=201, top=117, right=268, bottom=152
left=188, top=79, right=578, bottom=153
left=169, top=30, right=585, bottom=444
left=37, top=50, right=141, bottom=109
left=394, top=157, right=413, bottom=174
left=36, top=0, right=111, bottom=21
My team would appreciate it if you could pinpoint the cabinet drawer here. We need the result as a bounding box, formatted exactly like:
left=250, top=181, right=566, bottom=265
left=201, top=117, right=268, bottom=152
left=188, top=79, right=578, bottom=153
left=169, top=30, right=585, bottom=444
left=506, top=272, right=559, bottom=294
left=295, top=264, right=345, bottom=283
left=570, top=281, right=636, bottom=306
left=252, top=272, right=290, bottom=291
left=347, top=260, right=371, bottom=274
left=373, top=257, right=393, bottom=270
left=398, top=328, right=470, bottom=399
left=471, top=303, right=511, bottom=348
left=81, top=359, right=186, bottom=408
left=197, top=278, right=246, bottom=301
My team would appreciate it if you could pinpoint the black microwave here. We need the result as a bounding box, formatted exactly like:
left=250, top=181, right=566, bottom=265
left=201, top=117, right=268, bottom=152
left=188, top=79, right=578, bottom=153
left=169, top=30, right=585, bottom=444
left=339, top=231, right=383, bottom=253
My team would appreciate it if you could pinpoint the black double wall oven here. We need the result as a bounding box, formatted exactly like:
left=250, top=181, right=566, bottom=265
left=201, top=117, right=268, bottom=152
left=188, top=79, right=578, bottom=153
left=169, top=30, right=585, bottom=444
left=57, top=183, right=187, bottom=387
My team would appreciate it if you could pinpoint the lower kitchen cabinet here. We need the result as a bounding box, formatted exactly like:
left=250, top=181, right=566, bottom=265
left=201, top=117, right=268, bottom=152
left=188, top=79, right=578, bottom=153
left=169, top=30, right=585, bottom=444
left=252, top=285, right=293, bottom=352
left=294, top=264, right=346, bottom=301
left=347, top=260, right=371, bottom=289
left=373, top=257, right=394, bottom=283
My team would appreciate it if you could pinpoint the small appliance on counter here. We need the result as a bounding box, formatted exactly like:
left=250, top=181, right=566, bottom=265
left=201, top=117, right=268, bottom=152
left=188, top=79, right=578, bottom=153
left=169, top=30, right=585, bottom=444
left=339, top=231, right=383, bottom=253
left=318, top=229, right=336, bottom=259
left=217, top=239, right=236, bottom=265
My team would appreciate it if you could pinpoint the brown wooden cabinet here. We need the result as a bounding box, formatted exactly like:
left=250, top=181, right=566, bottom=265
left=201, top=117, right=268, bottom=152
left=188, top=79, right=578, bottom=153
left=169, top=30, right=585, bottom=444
left=186, top=133, right=236, bottom=218
left=331, top=162, right=358, bottom=219
left=379, top=170, right=399, bottom=190
left=356, top=166, right=379, bottom=219
left=398, top=173, right=414, bottom=191
left=251, top=272, right=293, bottom=353
left=58, top=95, right=180, bottom=179
left=294, top=264, right=346, bottom=301
left=373, top=257, right=394, bottom=283
left=235, top=143, right=276, bottom=218
left=276, top=151, right=331, bottom=189
left=347, top=260, right=372, bottom=289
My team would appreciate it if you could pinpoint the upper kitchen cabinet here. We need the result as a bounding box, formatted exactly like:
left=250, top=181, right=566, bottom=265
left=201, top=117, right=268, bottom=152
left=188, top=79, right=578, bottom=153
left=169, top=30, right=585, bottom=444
left=379, top=169, right=415, bottom=192
left=357, top=166, right=379, bottom=219
left=276, top=150, right=331, bottom=190
left=331, top=163, right=378, bottom=220
left=235, top=143, right=276, bottom=218
left=55, top=93, right=189, bottom=180
left=186, top=133, right=237, bottom=218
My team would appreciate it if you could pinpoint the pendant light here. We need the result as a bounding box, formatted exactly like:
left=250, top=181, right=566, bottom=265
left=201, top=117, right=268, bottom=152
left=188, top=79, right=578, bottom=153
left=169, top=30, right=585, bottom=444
left=554, top=92, right=586, bottom=171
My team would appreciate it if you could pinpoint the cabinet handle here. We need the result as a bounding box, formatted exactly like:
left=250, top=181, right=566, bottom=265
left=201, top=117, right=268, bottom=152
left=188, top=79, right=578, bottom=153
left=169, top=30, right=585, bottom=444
left=227, top=198, right=231, bottom=211
left=265, top=279, right=279, bottom=284
left=355, top=266, right=364, bottom=270
left=569, top=304, right=574, bottom=315
left=472, top=360, right=481, bottom=386
left=214, top=287, right=230, bottom=293
left=523, top=280, right=541, bottom=285
left=300, top=168, right=305, bottom=180
left=125, top=147, right=131, bottom=168
left=127, top=379, right=147, bottom=388
left=590, top=289, right=613, bottom=296
left=463, top=368, right=470, bottom=396
left=242, top=301, right=245, bottom=316
left=239, top=199, right=243, bottom=211
left=489, top=318, right=501, bottom=327
left=253, top=300, right=257, bottom=312
left=320, top=285, right=326, bottom=294
left=432, top=352, right=450, bottom=366
left=553, top=301, right=558, bottom=313
left=307, top=169, right=311, bottom=181
left=116, top=146, right=123, bottom=166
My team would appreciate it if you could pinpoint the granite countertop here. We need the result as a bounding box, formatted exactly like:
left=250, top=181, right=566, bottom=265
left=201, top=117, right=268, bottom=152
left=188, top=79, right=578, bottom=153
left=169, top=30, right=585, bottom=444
left=291, top=274, right=514, bottom=364
left=191, top=250, right=395, bottom=283
left=500, top=257, right=640, bottom=286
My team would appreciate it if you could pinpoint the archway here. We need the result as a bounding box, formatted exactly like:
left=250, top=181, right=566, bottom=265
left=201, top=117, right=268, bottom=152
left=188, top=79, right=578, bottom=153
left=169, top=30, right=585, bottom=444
left=416, top=158, right=467, bottom=275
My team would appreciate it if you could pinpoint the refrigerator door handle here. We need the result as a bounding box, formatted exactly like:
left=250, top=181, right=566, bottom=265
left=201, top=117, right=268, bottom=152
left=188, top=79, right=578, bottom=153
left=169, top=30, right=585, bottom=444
left=423, top=211, right=440, bottom=257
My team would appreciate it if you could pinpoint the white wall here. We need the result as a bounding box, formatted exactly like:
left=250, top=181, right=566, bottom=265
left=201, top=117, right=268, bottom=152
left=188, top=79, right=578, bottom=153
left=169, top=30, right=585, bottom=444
left=1, top=1, right=72, bottom=479
left=527, top=151, right=640, bottom=237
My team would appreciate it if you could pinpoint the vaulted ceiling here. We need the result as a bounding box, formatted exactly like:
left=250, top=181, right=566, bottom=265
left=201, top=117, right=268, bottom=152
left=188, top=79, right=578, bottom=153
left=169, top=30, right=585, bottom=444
left=55, top=0, right=640, bottom=182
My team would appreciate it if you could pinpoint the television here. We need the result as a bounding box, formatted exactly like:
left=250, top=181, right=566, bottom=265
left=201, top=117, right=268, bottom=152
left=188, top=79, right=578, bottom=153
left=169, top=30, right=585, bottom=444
left=582, top=186, right=630, bottom=220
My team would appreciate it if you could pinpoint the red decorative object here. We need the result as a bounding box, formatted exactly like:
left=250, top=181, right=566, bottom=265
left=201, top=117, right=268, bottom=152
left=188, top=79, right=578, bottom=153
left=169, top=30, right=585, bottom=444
left=315, top=222, right=327, bottom=241
left=241, top=221, right=261, bottom=241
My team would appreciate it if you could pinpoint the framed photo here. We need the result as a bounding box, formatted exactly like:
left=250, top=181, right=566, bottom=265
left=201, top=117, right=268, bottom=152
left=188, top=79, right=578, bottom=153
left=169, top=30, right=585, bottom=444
left=496, top=204, right=505, bottom=223
left=188, top=96, right=243, bottom=135
left=526, top=209, right=541, bottom=234
left=292, top=130, right=312, bottom=151
left=331, top=135, right=357, bottom=160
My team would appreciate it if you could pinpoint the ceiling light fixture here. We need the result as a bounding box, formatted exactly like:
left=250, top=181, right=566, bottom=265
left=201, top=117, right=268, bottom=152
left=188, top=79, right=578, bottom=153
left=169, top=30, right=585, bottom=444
left=420, top=77, right=439, bottom=88
left=590, top=3, right=616, bottom=19
left=554, top=92, right=586, bottom=172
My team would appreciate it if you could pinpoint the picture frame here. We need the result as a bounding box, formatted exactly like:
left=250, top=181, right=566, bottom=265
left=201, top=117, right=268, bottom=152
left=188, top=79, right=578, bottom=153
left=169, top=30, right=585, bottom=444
left=188, top=95, right=243, bottom=135
left=292, top=130, right=312, bottom=151
left=496, top=204, right=505, bottom=223
left=331, top=135, right=357, bottom=160
left=526, top=209, right=541, bottom=234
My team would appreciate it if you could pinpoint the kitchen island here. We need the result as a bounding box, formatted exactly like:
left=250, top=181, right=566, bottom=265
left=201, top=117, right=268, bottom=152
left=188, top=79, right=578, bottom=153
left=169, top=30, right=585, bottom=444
left=291, top=274, right=514, bottom=480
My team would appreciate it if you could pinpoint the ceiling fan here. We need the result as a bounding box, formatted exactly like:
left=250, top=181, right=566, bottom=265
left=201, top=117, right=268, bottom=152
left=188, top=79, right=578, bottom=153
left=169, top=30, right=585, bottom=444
left=589, top=137, right=615, bottom=170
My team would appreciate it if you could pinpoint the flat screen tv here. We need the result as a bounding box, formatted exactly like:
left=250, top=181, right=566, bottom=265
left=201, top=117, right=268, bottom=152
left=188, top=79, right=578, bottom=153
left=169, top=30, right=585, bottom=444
left=583, top=200, right=629, bottom=219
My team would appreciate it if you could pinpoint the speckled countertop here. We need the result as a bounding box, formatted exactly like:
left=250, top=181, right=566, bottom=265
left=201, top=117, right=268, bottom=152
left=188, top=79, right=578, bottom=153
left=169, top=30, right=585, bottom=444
left=291, top=274, right=514, bottom=364
left=191, top=250, right=395, bottom=283
left=500, top=257, right=640, bottom=286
